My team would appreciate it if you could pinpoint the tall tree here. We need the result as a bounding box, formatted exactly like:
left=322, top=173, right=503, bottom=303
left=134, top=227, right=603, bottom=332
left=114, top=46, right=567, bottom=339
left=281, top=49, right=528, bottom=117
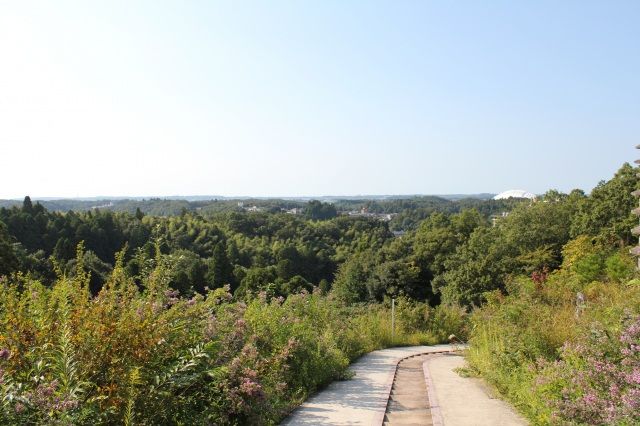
left=206, top=242, right=233, bottom=289
left=570, top=163, right=639, bottom=246
left=22, top=196, right=33, bottom=213
left=305, top=200, right=337, bottom=221
left=0, top=221, right=18, bottom=276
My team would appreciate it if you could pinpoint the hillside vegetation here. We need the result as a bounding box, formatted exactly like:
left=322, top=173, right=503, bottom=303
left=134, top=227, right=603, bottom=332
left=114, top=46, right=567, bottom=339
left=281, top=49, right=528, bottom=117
left=0, top=163, right=638, bottom=424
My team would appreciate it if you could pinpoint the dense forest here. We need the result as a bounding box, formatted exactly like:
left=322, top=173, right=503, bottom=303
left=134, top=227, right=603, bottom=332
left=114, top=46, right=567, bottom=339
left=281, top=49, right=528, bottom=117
left=0, top=193, right=520, bottom=303
left=0, top=163, right=638, bottom=424
left=0, top=194, right=515, bottom=231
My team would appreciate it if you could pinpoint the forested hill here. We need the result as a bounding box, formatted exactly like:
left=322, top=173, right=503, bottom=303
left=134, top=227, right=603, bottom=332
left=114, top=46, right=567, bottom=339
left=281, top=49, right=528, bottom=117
left=0, top=194, right=496, bottom=213
left=0, top=195, right=513, bottom=299
left=0, top=195, right=504, bottom=227
left=0, top=163, right=637, bottom=307
left=0, top=163, right=638, bottom=424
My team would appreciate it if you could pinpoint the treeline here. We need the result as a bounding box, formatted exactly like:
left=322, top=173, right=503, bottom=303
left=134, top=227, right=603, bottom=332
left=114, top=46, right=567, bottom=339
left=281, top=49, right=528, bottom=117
left=0, top=198, right=306, bottom=216
left=333, top=163, right=638, bottom=307
left=0, top=200, right=386, bottom=298
left=0, top=195, right=520, bottom=304
left=0, top=164, right=637, bottom=309
left=0, top=195, right=516, bottom=230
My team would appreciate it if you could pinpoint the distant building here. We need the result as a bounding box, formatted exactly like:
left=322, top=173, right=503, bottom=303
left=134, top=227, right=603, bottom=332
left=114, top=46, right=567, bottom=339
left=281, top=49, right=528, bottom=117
left=493, top=190, right=536, bottom=200
left=344, top=210, right=396, bottom=221
left=491, top=211, right=510, bottom=227
left=91, top=202, right=114, bottom=209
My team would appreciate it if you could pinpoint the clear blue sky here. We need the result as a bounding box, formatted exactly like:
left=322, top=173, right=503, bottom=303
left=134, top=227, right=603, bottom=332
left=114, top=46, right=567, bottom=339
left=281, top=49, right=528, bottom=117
left=1, top=1, right=638, bottom=198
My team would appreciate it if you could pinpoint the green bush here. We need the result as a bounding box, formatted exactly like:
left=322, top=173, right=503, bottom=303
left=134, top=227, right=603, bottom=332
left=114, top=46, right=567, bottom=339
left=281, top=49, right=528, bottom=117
left=605, top=251, right=635, bottom=282
left=467, top=240, right=640, bottom=424
left=574, top=253, right=605, bottom=282
left=0, top=252, right=459, bottom=425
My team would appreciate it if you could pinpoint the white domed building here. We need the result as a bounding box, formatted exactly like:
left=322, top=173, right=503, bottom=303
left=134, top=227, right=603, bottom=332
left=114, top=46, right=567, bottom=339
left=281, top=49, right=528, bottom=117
left=493, top=189, right=536, bottom=200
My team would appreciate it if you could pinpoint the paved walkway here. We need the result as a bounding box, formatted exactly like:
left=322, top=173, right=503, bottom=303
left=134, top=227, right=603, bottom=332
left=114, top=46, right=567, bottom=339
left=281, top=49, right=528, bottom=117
left=281, top=346, right=527, bottom=426
left=383, top=354, right=434, bottom=425
left=424, top=354, right=527, bottom=426
left=282, top=345, right=455, bottom=426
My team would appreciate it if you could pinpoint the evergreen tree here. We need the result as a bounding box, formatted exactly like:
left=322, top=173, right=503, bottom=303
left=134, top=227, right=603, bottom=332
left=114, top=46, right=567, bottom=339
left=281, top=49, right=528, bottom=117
left=206, top=242, right=233, bottom=289
left=0, top=221, right=18, bottom=276
left=22, top=196, right=33, bottom=213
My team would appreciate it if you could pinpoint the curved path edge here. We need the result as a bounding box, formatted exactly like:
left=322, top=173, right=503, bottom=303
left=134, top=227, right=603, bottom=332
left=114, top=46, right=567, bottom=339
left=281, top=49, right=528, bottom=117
left=422, top=359, right=444, bottom=426
left=281, top=344, right=459, bottom=426
left=424, top=354, right=528, bottom=426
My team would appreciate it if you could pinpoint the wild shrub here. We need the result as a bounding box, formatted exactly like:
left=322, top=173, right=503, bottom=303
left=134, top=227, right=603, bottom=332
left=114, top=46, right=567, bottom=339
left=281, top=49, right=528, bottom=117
left=0, top=247, right=455, bottom=424
left=537, top=314, right=640, bottom=424
left=467, top=236, right=640, bottom=424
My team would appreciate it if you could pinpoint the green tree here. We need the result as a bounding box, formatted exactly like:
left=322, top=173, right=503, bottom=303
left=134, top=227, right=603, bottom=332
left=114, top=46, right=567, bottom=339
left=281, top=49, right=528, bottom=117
left=305, top=200, right=337, bottom=221
left=236, top=266, right=277, bottom=297
left=22, top=195, right=33, bottom=213
left=0, top=221, right=18, bottom=276
left=167, top=249, right=207, bottom=295
left=499, top=191, right=576, bottom=273
left=571, top=163, right=639, bottom=245
left=280, top=275, right=313, bottom=295
left=206, top=242, right=233, bottom=290
left=435, top=226, right=515, bottom=306
left=65, top=249, right=113, bottom=294
left=411, top=210, right=487, bottom=304
left=367, top=260, right=421, bottom=301
left=332, top=253, right=371, bottom=304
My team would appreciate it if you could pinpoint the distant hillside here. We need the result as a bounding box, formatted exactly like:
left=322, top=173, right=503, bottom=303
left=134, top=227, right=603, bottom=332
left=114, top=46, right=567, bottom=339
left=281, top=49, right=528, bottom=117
left=0, top=193, right=496, bottom=212
left=0, top=195, right=518, bottom=232
left=436, top=193, right=495, bottom=201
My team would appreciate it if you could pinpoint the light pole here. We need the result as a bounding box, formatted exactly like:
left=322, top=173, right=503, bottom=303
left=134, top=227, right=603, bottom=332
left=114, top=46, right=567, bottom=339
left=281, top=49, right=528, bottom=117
left=391, top=298, right=395, bottom=343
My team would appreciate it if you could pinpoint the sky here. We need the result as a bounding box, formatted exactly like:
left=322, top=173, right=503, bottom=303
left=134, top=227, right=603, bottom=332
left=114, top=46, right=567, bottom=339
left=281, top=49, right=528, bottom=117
left=1, top=1, right=639, bottom=199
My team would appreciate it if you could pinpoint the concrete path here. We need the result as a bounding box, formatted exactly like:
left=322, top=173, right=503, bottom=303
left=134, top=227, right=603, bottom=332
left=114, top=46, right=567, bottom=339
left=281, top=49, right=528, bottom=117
left=281, top=346, right=527, bottom=426
left=423, top=354, right=527, bottom=426
left=282, top=345, right=455, bottom=426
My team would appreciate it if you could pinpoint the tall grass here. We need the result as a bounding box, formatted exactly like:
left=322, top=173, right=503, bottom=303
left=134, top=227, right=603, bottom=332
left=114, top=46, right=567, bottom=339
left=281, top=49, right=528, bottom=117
left=0, top=250, right=467, bottom=424
left=467, top=266, right=640, bottom=425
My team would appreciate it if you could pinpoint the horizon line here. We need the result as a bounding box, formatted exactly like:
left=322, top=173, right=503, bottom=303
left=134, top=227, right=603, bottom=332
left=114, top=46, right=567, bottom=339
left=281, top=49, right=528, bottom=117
left=1, top=192, right=501, bottom=201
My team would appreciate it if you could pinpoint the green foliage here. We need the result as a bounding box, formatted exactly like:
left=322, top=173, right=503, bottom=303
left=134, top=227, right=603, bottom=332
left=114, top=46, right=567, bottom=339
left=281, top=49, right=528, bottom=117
left=466, top=235, right=640, bottom=424
left=571, top=163, right=639, bottom=245
left=206, top=242, right=233, bottom=289
left=4, top=164, right=634, bottom=310
left=0, top=221, right=18, bottom=276
left=604, top=251, right=635, bottom=282
left=331, top=253, right=371, bottom=304
left=0, top=202, right=396, bottom=301
left=304, top=200, right=337, bottom=221
left=435, top=226, right=514, bottom=306
left=1, top=162, right=639, bottom=423
left=574, top=253, right=605, bottom=283
left=0, top=252, right=459, bottom=424
left=423, top=165, right=640, bottom=306
left=166, top=249, right=208, bottom=295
